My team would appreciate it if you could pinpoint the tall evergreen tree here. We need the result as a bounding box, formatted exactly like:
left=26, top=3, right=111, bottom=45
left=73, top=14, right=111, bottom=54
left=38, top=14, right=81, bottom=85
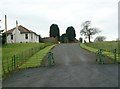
left=66, top=26, right=76, bottom=42
left=50, top=24, right=60, bottom=40
left=60, top=33, right=66, bottom=43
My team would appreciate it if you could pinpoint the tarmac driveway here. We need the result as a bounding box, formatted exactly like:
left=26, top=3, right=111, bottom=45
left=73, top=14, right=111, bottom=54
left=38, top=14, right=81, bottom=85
left=3, top=43, right=118, bottom=87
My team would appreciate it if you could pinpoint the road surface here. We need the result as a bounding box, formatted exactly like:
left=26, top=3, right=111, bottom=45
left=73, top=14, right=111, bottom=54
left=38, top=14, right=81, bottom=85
left=3, top=43, right=118, bottom=87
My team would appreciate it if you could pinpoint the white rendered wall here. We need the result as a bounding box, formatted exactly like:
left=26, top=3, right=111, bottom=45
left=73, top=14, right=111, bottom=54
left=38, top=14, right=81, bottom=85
left=7, top=31, right=39, bottom=43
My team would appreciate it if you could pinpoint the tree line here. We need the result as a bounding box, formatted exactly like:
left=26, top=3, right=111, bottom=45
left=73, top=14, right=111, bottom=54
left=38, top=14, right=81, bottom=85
left=50, top=24, right=76, bottom=43
left=49, top=21, right=105, bottom=43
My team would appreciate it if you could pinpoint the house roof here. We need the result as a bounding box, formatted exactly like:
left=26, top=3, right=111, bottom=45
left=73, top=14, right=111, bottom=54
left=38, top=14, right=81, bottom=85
left=5, top=25, right=37, bottom=35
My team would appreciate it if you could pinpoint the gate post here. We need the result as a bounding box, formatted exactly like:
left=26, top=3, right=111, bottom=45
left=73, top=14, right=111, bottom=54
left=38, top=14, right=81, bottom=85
left=99, top=49, right=102, bottom=63
left=113, top=48, right=117, bottom=64
left=47, top=52, right=55, bottom=67
left=99, top=49, right=104, bottom=64
left=96, top=49, right=99, bottom=62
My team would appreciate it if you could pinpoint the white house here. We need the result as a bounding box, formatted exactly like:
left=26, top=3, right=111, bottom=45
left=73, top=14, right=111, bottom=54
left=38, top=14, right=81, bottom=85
left=5, top=21, right=39, bottom=43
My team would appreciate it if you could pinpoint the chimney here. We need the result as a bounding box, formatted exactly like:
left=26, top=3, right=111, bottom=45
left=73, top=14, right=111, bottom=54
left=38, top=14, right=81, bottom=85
left=14, top=20, right=18, bottom=43
left=16, top=20, right=18, bottom=30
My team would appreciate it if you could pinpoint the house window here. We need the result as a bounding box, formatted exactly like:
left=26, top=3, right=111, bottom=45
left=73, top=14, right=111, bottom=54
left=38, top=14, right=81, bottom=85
left=11, top=34, right=13, bottom=40
left=31, top=34, right=33, bottom=39
left=25, top=34, right=28, bottom=39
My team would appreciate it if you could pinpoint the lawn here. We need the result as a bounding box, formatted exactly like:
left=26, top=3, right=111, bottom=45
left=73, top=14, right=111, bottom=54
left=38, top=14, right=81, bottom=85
left=80, top=41, right=120, bottom=63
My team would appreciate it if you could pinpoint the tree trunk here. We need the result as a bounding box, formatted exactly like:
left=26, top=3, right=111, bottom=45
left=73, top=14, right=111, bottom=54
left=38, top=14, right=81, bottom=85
left=88, top=35, right=91, bottom=42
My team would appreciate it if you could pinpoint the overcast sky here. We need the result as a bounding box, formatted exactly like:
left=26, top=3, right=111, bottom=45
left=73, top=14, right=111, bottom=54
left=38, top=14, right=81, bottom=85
left=0, top=0, right=119, bottom=41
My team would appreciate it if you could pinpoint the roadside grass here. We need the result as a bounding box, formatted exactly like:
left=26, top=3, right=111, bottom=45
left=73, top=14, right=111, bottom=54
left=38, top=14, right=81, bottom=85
left=19, top=44, right=56, bottom=69
left=80, top=42, right=119, bottom=63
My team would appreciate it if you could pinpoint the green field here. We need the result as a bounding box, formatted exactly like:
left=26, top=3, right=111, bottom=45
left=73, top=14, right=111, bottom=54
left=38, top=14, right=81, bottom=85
left=2, top=43, right=55, bottom=79
left=84, top=41, right=119, bottom=53
left=3, top=43, right=46, bottom=61
left=80, top=41, right=120, bottom=63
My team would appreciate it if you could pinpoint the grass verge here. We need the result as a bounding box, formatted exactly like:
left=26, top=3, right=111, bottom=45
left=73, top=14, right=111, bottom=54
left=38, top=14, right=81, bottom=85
left=19, top=44, right=56, bottom=69
left=80, top=43, right=119, bottom=63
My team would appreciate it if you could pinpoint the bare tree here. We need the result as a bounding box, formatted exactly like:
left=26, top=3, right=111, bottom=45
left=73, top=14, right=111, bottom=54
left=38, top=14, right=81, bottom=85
left=80, top=21, right=101, bottom=42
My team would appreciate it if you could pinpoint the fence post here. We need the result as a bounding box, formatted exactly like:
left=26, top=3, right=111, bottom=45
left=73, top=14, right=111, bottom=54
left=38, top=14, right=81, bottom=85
left=13, top=55, right=16, bottom=69
left=96, top=50, right=99, bottom=62
left=7, top=58, right=10, bottom=72
left=16, top=55, right=18, bottom=67
left=48, top=52, right=51, bottom=66
left=99, top=49, right=102, bottom=63
left=2, top=61, right=6, bottom=76
left=17, top=55, right=20, bottom=67
left=21, top=52, right=23, bottom=63
left=2, top=64, right=5, bottom=77
left=98, top=49, right=104, bottom=64
left=113, top=48, right=117, bottom=64
left=12, top=56, right=14, bottom=70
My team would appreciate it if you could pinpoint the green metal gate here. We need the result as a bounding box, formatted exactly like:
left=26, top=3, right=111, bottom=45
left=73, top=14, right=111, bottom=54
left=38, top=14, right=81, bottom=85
left=96, top=48, right=117, bottom=64
left=47, top=52, right=55, bottom=67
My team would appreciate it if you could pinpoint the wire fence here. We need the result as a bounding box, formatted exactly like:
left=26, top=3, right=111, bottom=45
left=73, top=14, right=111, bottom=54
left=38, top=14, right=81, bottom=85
left=2, top=44, right=51, bottom=78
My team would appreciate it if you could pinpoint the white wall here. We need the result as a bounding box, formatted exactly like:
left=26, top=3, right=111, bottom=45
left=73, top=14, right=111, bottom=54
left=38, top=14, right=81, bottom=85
left=7, top=28, right=39, bottom=43
left=7, top=35, right=12, bottom=43
left=28, top=33, right=39, bottom=43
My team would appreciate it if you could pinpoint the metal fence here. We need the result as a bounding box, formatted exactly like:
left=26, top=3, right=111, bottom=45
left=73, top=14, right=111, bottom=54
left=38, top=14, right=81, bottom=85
left=2, top=44, right=50, bottom=78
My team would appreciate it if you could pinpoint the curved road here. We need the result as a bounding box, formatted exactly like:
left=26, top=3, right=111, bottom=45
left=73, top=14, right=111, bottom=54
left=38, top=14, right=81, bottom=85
left=3, top=43, right=118, bottom=87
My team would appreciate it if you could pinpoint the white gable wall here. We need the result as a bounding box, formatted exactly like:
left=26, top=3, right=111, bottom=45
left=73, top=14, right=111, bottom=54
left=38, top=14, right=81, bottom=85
left=7, top=35, right=12, bottom=43
left=7, top=28, right=21, bottom=43
left=13, top=28, right=21, bottom=43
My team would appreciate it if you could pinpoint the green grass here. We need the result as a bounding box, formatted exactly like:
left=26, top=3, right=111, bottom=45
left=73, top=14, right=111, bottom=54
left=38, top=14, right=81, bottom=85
left=2, top=43, right=53, bottom=79
left=80, top=41, right=120, bottom=63
left=19, top=45, right=56, bottom=69
left=2, top=43, right=46, bottom=61
left=80, top=43, right=98, bottom=53
left=84, top=41, right=119, bottom=53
